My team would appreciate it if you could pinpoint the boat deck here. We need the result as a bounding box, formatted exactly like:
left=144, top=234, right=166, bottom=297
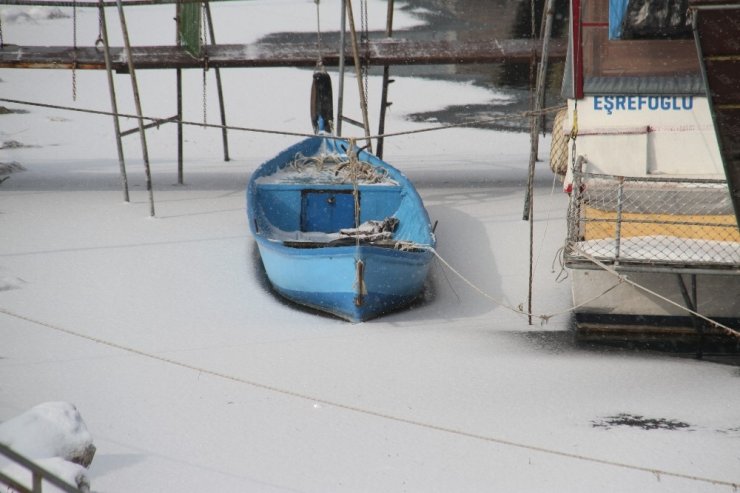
left=566, top=172, right=740, bottom=270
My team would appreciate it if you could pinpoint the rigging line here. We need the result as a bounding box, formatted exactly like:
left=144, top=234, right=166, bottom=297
left=0, top=97, right=565, bottom=142
left=0, top=306, right=737, bottom=489
left=427, top=247, right=623, bottom=323
left=0, top=97, right=319, bottom=138
left=532, top=171, right=561, bottom=279
left=314, top=0, right=322, bottom=63
left=569, top=247, right=740, bottom=340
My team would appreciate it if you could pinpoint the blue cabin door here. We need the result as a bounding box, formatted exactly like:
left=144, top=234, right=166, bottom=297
left=301, top=190, right=357, bottom=233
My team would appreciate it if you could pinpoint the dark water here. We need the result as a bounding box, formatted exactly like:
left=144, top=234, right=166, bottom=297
left=262, top=0, right=570, bottom=131
left=397, top=0, right=569, bottom=131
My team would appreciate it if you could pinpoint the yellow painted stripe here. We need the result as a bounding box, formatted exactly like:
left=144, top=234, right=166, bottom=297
left=583, top=206, right=740, bottom=242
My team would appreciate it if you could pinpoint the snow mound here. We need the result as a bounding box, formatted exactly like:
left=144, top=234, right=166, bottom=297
left=0, top=402, right=95, bottom=492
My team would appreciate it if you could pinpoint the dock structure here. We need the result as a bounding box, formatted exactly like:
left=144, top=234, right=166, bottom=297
left=0, top=0, right=564, bottom=217
left=0, top=38, right=566, bottom=71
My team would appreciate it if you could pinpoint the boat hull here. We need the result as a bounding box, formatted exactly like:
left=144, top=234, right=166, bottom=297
left=256, top=239, right=433, bottom=322
left=570, top=266, right=740, bottom=340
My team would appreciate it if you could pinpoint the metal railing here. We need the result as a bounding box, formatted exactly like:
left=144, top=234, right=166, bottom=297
left=0, top=443, right=86, bottom=493
left=566, top=158, right=740, bottom=270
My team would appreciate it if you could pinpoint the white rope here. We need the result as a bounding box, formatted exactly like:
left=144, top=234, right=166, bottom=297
left=427, top=247, right=623, bottom=324
left=431, top=241, right=739, bottom=333
left=0, top=306, right=736, bottom=489
left=0, top=97, right=565, bottom=143
left=532, top=171, right=560, bottom=279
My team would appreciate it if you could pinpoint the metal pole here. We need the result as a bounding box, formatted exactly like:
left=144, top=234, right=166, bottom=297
left=523, top=0, right=555, bottom=221
left=204, top=0, right=230, bottom=161
left=345, top=0, right=372, bottom=152
left=614, top=177, right=625, bottom=265
left=176, top=0, right=183, bottom=184
left=336, top=0, right=347, bottom=136
left=677, top=273, right=704, bottom=359
left=117, top=0, right=155, bottom=216
left=177, top=68, right=184, bottom=183
left=376, top=0, right=394, bottom=159
left=32, top=471, right=42, bottom=492
left=523, top=0, right=555, bottom=324
left=98, top=0, right=129, bottom=201
left=692, top=274, right=703, bottom=358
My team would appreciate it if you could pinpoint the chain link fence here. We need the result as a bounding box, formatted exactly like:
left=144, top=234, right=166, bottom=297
left=566, top=160, right=740, bottom=267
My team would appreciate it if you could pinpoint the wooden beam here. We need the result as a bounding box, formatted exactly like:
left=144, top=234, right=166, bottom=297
left=0, top=38, right=566, bottom=71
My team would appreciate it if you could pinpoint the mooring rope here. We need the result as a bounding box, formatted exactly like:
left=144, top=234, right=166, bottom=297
left=0, top=305, right=737, bottom=490
left=428, top=247, right=624, bottom=324
left=0, top=97, right=565, bottom=143
left=430, top=242, right=740, bottom=335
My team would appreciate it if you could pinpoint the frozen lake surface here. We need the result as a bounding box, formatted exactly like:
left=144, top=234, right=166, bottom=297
left=1, top=2, right=738, bottom=491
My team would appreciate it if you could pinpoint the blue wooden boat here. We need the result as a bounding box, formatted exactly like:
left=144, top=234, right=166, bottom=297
left=247, top=135, right=436, bottom=322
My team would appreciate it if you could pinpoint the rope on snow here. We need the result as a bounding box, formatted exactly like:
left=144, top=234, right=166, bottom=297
left=0, top=305, right=737, bottom=490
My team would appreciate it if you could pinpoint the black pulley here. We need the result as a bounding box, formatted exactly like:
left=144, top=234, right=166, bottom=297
left=310, top=70, right=334, bottom=133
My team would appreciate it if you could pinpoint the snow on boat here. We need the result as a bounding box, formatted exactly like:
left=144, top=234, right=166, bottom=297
left=247, top=135, right=436, bottom=322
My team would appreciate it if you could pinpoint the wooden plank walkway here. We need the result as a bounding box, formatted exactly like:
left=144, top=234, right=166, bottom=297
left=0, top=38, right=566, bottom=70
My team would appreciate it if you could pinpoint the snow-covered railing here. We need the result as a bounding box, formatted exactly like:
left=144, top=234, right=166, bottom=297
left=565, top=164, right=740, bottom=269
left=0, top=443, right=86, bottom=493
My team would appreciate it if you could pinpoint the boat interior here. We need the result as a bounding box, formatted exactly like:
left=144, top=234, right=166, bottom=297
left=254, top=182, right=410, bottom=248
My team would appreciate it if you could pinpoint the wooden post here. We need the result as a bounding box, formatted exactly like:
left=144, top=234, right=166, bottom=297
left=177, top=68, right=183, bottom=184
left=573, top=0, right=584, bottom=99
left=523, top=0, right=555, bottom=221
left=204, top=0, right=230, bottom=161
left=345, top=0, right=372, bottom=153
left=117, top=0, right=155, bottom=217
left=336, top=0, right=347, bottom=136
left=376, top=0, right=394, bottom=159
left=523, top=0, right=555, bottom=324
left=176, top=0, right=183, bottom=184
left=98, top=0, right=129, bottom=202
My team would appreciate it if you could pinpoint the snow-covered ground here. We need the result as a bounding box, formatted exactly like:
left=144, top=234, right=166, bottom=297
left=1, top=2, right=738, bottom=492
